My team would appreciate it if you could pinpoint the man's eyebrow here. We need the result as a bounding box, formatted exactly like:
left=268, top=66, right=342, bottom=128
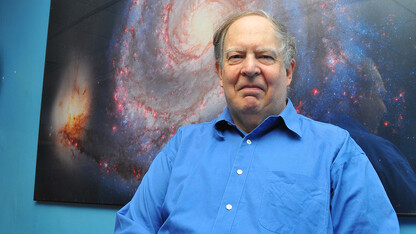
left=224, top=48, right=279, bottom=57
left=224, top=48, right=244, bottom=57
left=255, top=48, right=279, bottom=57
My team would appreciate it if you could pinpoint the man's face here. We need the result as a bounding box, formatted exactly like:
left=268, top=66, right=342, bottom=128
left=216, top=15, right=295, bottom=119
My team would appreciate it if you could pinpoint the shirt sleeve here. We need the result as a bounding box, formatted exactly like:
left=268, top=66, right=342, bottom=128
left=330, top=135, right=400, bottom=233
left=114, top=131, right=180, bottom=233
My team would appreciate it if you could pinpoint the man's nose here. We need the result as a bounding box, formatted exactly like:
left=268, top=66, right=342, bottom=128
left=241, top=55, right=260, bottom=78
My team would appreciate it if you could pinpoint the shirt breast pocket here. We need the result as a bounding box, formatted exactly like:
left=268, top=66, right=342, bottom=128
left=258, top=171, right=328, bottom=233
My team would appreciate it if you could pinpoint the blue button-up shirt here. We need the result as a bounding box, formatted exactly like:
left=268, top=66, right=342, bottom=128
left=115, top=100, right=399, bottom=233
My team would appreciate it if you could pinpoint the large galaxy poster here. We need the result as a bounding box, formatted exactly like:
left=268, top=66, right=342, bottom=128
left=35, top=0, right=416, bottom=214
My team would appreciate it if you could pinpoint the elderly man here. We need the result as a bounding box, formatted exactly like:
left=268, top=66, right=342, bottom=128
left=115, top=10, right=399, bottom=233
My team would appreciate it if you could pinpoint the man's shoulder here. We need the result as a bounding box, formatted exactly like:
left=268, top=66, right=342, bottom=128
left=176, top=119, right=217, bottom=136
left=296, top=113, right=350, bottom=139
left=296, top=114, right=367, bottom=166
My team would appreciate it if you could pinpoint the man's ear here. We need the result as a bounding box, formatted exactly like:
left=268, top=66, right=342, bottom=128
left=215, top=61, right=223, bottom=87
left=286, top=59, right=296, bottom=86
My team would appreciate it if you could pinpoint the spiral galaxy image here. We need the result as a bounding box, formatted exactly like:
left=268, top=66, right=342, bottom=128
left=35, top=0, right=416, bottom=212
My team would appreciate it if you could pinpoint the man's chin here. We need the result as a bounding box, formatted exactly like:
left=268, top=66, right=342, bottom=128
left=226, top=98, right=263, bottom=115
left=240, top=103, right=262, bottom=114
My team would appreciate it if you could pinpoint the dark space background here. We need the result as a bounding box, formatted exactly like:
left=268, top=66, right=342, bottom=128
left=34, top=0, right=416, bottom=213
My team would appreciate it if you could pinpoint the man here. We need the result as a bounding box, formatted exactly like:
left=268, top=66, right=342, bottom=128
left=115, top=10, right=399, bottom=233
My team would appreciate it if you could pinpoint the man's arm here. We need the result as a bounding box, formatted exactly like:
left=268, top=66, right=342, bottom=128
left=330, top=137, right=399, bottom=233
left=114, top=133, right=178, bottom=233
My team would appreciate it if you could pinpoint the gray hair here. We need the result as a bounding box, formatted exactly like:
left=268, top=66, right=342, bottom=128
left=213, top=10, right=297, bottom=69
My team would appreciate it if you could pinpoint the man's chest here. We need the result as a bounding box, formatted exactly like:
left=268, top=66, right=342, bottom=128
left=159, top=133, right=333, bottom=233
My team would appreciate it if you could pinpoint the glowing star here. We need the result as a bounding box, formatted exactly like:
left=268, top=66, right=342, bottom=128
left=179, top=2, right=220, bottom=56
left=52, top=57, right=92, bottom=150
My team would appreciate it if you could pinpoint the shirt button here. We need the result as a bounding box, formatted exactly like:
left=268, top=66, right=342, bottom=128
left=246, top=139, right=252, bottom=145
left=237, top=169, right=243, bottom=175
left=226, top=204, right=232, bottom=210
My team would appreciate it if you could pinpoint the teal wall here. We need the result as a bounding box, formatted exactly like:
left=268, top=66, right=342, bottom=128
left=0, top=1, right=118, bottom=233
left=0, top=1, right=415, bottom=233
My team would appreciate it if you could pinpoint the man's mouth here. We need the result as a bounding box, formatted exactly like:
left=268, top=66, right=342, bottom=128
left=239, top=85, right=264, bottom=93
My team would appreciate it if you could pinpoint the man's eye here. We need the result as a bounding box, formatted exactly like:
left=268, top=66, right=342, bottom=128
left=228, top=55, right=244, bottom=64
left=229, top=55, right=243, bottom=59
left=259, top=55, right=274, bottom=60
left=258, top=55, right=276, bottom=64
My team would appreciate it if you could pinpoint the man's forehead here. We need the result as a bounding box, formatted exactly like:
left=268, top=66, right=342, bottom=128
left=223, top=16, right=280, bottom=51
left=226, top=15, right=276, bottom=35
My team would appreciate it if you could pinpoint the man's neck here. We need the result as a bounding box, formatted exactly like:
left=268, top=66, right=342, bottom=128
left=232, top=113, right=265, bottom=134
left=229, top=106, right=286, bottom=134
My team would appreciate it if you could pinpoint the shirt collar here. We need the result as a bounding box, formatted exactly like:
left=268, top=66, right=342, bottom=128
left=277, top=98, right=302, bottom=137
left=215, top=107, right=233, bottom=125
left=214, top=98, right=303, bottom=138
